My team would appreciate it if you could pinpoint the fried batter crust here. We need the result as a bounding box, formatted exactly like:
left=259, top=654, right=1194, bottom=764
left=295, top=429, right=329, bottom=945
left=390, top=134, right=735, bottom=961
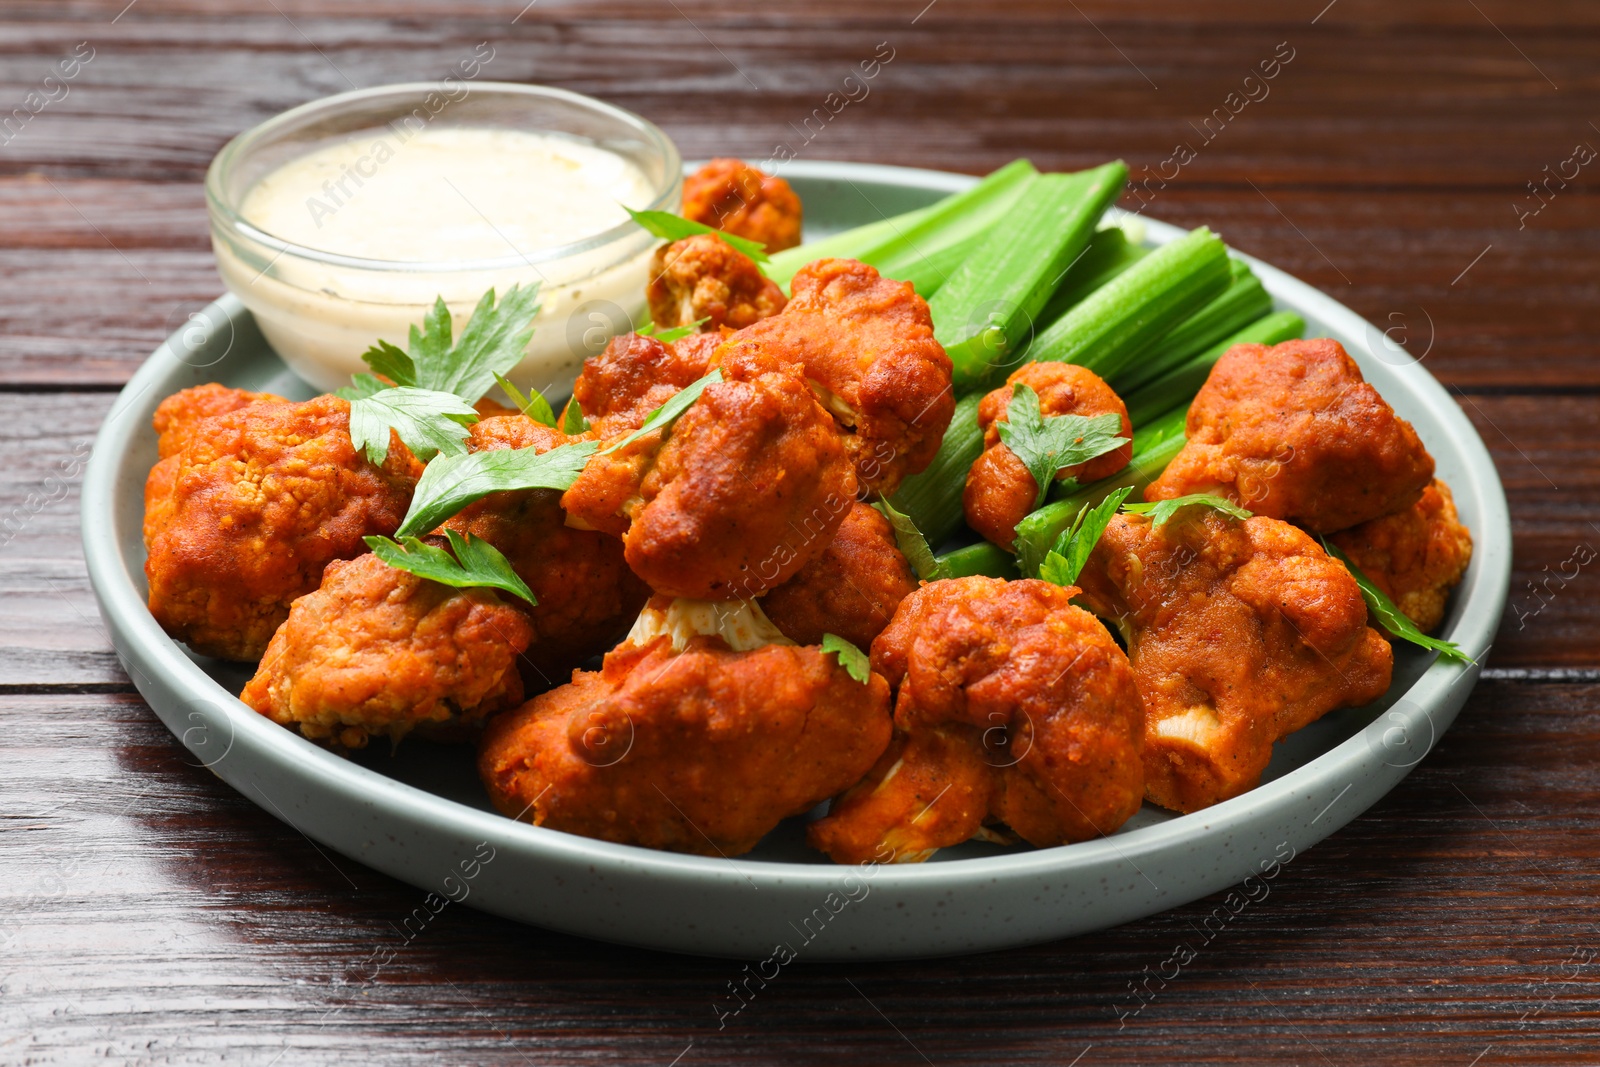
left=242, top=552, right=533, bottom=748
left=1076, top=511, right=1394, bottom=813
left=714, top=258, right=954, bottom=496
left=478, top=633, right=892, bottom=856
left=442, top=415, right=650, bottom=687
left=964, top=362, right=1133, bottom=549
left=570, top=330, right=723, bottom=439
left=562, top=349, right=857, bottom=600
left=808, top=577, right=1144, bottom=863
left=646, top=234, right=787, bottom=333
left=144, top=393, right=421, bottom=661
left=681, top=157, right=803, bottom=252
left=1330, top=478, right=1472, bottom=633
left=1146, top=339, right=1434, bottom=533
left=762, top=501, right=919, bottom=649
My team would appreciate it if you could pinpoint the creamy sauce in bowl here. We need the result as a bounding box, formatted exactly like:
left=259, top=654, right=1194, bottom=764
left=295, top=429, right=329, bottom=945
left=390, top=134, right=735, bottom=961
left=240, top=128, right=654, bottom=263
left=208, top=85, right=681, bottom=398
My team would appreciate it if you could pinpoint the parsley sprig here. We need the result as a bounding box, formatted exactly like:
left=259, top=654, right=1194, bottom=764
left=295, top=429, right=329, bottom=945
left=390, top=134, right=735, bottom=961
left=1122, top=493, right=1252, bottom=527
left=1322, top=538, right=1472, bottom=664
left=492, top=371, right=557, bottom=428
left=336, top=284, right=542, bottom=465
left=364, top=529, right=536, bottom=606
left=1038, top=486, right=1133, bottom=587
left=640, top=317, right=710, bottom=343
left=996, top=383, right=1129, bottom=509
left=821, top=633, right=873, bottom=685
left=872, top=497, right=939, bottom=581
left=394, top=441, right=599, bottom=539
left=625, top=207, right=771, bottom=264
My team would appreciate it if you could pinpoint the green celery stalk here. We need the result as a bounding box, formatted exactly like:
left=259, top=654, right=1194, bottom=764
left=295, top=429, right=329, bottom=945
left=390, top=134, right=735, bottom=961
left=935, top=162, right=1129, bottom=390
left=1014, top=407, right=1189, bottom=576
left=889, top=391, right=984, bottom=547
left=766, top=159, right=1039, bottom=290
left=1038, top=226, right=1150, bottom=323
left=933, top=541, right=1020, bottom=580
left=1123, top=310, right=1305, bottom=427
left=1111, top=258, right=1271, bottom=393
left=1013, top=226, right=1232, bottom=389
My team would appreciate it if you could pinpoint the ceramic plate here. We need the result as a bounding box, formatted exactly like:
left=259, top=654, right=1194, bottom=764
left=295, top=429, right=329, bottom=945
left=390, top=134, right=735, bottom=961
left=83, top=161, right=1511, bottom=960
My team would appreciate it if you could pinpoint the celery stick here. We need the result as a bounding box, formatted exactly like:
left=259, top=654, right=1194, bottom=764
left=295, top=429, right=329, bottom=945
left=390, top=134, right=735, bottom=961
left=1010, top=227, right=1231, bottom=390
left=1111, top=258, right=1270, bottom=392
left=1123, top=310, right=1305, bottom=427
left=935, top=162, right=1128, bottom=389
left=766, top=159, right=1039, bottom=289
left=1014, top=407, right=1188, bottom=576
left=1038, top=226, right=1149, bottom=322
left=933, top=541, right=1020, bottom=580
left=889, top=391, right=984, bottom=547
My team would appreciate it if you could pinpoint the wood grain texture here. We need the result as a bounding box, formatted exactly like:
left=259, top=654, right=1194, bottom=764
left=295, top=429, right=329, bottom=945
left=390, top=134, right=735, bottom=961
left=2, top=0, right=1597, bottom=1062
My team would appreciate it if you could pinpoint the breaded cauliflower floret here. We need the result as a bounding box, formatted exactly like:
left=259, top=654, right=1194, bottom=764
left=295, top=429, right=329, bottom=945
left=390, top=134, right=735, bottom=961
left=1146, top=338, right=1434, bottom=533
left=153, top=383, right=286, bottom=458
left=646, top=234, right=787, bottom=333
left=715, top=258, right=954, bottom=496
left=761, top=501, right=919, bottom=650
left=143, top=393, right=422, bottom=661
left=570, top=330, right=723, bottom=439
left=1076, top=510, right=1394, bottom=814
left=241, top=552, right=534, bottom=749
left=562, top=348, right=857, bottom=600
left=441, top=415, right=650, bottom=688
left=808, top=577, right=1145, bottom=864
left=1330, top=478, right=1472, bottom=633
left=478, top=596, right=892, bottom=856
left=682, top=157, right=803, bottom=252
left=964, top=362, right=1133, bottom=549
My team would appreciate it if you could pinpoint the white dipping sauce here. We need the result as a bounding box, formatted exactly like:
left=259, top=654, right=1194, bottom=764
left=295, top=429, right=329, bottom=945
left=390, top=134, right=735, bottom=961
left=219, top=127, right=662, bottom=396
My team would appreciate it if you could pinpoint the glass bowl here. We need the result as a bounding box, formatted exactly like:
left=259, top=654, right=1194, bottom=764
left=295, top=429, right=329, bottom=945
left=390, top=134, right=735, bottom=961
left=205, top=82, right=682, bottom=396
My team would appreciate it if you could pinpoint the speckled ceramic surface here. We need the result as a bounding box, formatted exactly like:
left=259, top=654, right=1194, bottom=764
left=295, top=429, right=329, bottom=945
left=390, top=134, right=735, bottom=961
left=83, top=161, right=1510, bottom=960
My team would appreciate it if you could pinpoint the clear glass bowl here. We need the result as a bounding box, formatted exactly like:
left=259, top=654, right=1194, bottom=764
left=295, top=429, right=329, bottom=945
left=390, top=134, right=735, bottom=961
left=206, top=82, right=681, bottom=396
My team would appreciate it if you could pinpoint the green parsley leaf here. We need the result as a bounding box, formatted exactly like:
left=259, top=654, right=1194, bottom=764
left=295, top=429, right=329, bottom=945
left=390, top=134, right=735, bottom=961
left=359, top=339, right=415, bottom=390
left=492, top=372, right=557, bottom=428
left=560, top=397, right=589, bottom=435
left=346, top=386, right=478, bottom=466
left=1322, top=538, right=1473, bottom=664
left=821, top=632, right=872, bottom=685
left=995, top=383, right=1129, bottom=510
left=625, top=207, right=771, bottom=263
left=364, top=529, right=536, bottom=606
left=872, top=497, right=939, bottom=581
left=640, top=317, right=710, bottom=343
left=1037, top=485, right=1134, bottom=586
left=395, top=440, right=599, bottom=537
left=337, top=372, right=390, bottom=401
left=599, top=369, right=722, bottom=456
left=1122, top=493, right=1252, bottom=528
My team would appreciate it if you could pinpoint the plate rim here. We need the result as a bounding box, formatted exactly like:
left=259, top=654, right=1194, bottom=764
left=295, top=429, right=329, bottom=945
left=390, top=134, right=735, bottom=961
left=82, top=160, right=1512, bottom=922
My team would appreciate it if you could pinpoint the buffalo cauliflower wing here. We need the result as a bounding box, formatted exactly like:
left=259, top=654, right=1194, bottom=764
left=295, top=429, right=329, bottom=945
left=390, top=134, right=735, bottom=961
left=153, top=383, right=286, bottom=458
left=570, top=329, right=723, bottom=439
left=808, top=577, right=1145, bottom=864
left=1330, top=477, right=1472, bottom=633
left=241, top=552, right=534, bottom=749
left=442, top=415, right=650, bottom=688
left=1075, top=509, right=1394, bottom=814
left=714, top=258, right=954, bottom=495
left=682, top=157, right=803, bottom=252
left=1146, top=338, right=1434, bottom=533
left=761, top=500, right=919, bottom=649
left=562, top=348, right=857, bottom=600
left=478, top=597, right=892, bottom=856
left=964, top=362, right=1133, bottom=549
left=144, top=393, right=422, bottom=661
left=646, top=234, right=787, bottom=333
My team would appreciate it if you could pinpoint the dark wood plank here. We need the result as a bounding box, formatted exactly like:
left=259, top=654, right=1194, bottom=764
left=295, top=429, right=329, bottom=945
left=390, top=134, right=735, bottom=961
left=4, top=680, right=1596, bottom=1063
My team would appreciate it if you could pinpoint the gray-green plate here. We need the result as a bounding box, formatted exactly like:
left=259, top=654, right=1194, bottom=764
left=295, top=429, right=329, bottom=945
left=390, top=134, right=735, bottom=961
left=83, top=161, right=1510, bottom=960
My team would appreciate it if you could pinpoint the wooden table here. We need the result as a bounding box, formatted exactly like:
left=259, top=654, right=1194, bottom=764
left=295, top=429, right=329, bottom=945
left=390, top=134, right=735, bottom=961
left=4, top=1, right=1597, bottom=1061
